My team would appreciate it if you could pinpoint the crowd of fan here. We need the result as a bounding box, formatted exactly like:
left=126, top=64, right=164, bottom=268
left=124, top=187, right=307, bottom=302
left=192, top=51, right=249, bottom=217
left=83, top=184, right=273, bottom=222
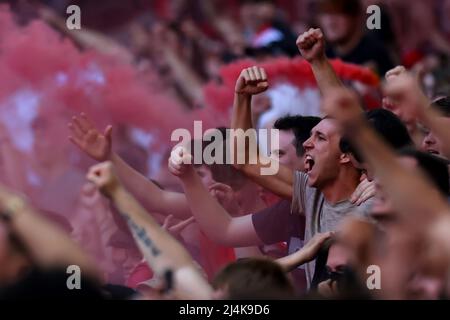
left=1, top=0, right=450, bottom=300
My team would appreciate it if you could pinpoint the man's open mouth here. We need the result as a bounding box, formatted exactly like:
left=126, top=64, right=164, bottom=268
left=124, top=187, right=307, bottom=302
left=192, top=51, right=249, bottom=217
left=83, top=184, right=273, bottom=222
left=305, top=155, right=315, bottom=173
left=426, top=149, right=440, bottom=156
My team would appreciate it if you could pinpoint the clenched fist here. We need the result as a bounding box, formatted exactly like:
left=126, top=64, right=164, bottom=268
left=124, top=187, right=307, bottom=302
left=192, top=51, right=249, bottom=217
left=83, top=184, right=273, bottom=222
left=235, top=66, right=269, bottom=96
left=296, top=28, right=326, bottom=63
left=168, top=146, right=193, bottom=177
left=86, top=161, right=121, bottom=197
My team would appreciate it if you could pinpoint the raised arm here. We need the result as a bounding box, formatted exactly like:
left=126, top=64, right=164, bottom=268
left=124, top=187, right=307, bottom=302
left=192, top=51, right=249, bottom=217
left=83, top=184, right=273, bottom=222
left=321, top=88, right=450, bottom=225
left=296, top=28, right=344, bottom=95
left=38, top=5, right=134, bottom=64
left=68, top=113, right=192, bottom=219
left=231, top=67, right=294, bottom=199
left=0, top=186, right=101, bottom=282
left=87, top=162, right=212, bottom=300
left=168, top=146, right=263, bottom=248
left=384, top=74, right=450, bottom=160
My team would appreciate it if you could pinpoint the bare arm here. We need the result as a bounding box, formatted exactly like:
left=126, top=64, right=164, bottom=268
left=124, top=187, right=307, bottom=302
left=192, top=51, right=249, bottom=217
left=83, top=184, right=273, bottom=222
left=277, top=232, right=333, bottom=272
left=0, top=187, right=101, bottom=282
left=39, top=5, right=133, bottom=64
left=169, top=146, right=263, bottom=247
left=68, top=114, right=192, bottom=220
left=87, top=162, right=212, bottom=300
left=296, top=28, right=344, bottom=95
left=231, top=67, right=294, bottom=199
left=384, top=74, right=450, bottom=160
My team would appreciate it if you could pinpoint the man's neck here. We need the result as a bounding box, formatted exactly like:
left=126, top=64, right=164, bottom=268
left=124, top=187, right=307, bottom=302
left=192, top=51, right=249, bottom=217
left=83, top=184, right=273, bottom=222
left=320, top=168, right=361, bottom=205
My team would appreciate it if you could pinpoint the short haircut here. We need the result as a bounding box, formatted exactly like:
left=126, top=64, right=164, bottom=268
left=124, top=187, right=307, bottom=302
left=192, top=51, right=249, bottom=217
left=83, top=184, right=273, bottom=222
left=191, top=127, right=247, bottom=191
left=431, top=97, right=450, bottom=117
left=340, top=109, right=413, bottom=162
left=212, top=258, right=295, bottom=299
left=274, top=115, right=322, bottom=156
left=398, top=148, right=450, bottom=196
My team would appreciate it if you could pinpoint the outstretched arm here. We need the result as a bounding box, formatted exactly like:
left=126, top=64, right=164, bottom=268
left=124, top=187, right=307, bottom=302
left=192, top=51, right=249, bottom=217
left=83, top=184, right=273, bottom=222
left=68, top=113, right=192, bottom=219
left=87, top=162, right=212, bottom=300
left=277, top=232, right=333, bottom=272
left=231, top=67, right=294, bottom=199
left=296, top=28, right=344, bottom=95
left=169, top=146, right=263, bottom=247
left=0, top=187, right=101, bottom=282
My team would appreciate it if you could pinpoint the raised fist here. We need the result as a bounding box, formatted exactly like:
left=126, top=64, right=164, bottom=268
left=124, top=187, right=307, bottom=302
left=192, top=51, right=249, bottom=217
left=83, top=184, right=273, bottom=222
left=296, top=28, right=326, bottom=63
left=86, top=161, right=121, bottom=197
left=235, top=66, right=269, bottom=96
left=168, top=146, right=193, bottom=177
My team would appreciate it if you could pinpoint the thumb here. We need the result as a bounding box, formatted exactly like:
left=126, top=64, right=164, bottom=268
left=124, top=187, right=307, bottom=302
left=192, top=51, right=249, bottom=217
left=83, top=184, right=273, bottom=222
left=104, top=125, right=113, bottom=143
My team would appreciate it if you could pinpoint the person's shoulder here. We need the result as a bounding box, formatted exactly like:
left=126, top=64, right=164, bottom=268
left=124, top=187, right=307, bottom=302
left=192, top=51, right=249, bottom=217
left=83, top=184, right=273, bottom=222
left=353, top=197, right=375, bottom=217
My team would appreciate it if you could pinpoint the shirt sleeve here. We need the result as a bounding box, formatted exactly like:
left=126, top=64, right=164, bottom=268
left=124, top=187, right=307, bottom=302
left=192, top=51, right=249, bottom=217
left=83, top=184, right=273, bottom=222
left=291, top=171, right=308, bottom=216
left=251, top=200, right=293, bottom=245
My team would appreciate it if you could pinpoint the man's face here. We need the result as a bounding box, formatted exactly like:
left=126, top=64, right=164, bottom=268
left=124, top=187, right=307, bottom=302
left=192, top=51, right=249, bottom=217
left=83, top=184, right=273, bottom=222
left=421, top=118, right=450, bottom=160
left=318, top=13, right=356, bottom=44
left=302, top=119, right=344, bottom=188
left=271, top=130, right=304, bottom=171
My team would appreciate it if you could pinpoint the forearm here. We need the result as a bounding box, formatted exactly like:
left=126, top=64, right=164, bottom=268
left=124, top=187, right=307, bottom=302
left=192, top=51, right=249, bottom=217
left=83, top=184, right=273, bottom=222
left=111, top=186, right=212, bottom=299
left=111, top=153, right=192, bottom=219
left=310, top=58, right=344, bottom=96
left=179, top=167, right=261, bottom=247
left=111, top=187, right=197, bottom=270
left=276, top=250, right=309, bottom=272
left=8, top=203, right=100, bottom=282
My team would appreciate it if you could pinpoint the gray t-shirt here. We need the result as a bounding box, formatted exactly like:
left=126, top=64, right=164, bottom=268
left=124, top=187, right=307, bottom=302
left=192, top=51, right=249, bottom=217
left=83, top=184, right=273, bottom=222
left=291, top=171, right=374, bottom=287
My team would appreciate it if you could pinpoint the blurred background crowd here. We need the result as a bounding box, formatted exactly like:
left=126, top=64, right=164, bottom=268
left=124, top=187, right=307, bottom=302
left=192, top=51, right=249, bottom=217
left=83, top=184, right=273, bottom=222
left=0, top=0, right=450, bottom=299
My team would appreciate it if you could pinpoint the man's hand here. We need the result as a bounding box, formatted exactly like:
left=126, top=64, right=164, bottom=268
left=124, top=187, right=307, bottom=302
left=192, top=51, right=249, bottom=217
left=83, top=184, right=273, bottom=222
left=68, top=113, right=112, bottom=161
left=300, top=232, right=334, bottom=263
left=162, top=215, right=196, bottom=237
left=385, top=66, right=406, bottom=82
left=383, top=74, right=429, bottom=120
left=235, top=66, right=268, bottom=96
left=168, top=146, right=193, bottom=177
left=322, top=88, right=363, bottom=126
left=208, top=182, right=243, bottom=215
left=86, top=161, right=121, bottom=197
left=296, top=28, right=326, bottom=63
left=351, top=178, right=376, bottom=206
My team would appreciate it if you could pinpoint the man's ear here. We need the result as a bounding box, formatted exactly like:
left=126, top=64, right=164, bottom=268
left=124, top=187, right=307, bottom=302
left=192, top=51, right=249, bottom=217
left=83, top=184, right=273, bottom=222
left=339, top=153, right=352, bottom=165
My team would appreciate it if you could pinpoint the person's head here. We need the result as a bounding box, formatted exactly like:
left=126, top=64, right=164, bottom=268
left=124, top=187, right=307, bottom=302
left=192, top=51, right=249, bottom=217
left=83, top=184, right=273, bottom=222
left=212, top=258, right=294, bottom=299
left=340, top=109, right=413, bottom=180
left=302, top=117, right=357, bottom=188
left=240, top=0, right=276, bottom=30
left=272, top=116, right=321, bottom=171
left=317, top=0, right=363, bottom=45
left=421, top=97, right=450, bottom=160
left=371, top=149, right=450, bottom=228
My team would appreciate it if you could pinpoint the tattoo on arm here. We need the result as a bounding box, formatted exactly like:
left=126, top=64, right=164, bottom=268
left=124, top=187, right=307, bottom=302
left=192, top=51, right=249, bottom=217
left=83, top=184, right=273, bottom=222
left=121, top=213, right=161, bottom=257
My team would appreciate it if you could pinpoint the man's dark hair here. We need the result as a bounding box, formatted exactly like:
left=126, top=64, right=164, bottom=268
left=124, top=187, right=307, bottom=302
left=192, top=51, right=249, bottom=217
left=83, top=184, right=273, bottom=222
left=340, top=109, right=413, bottom=162
left=190, top=127, right=247, bottom=191
left=398, top=148, right=450, bottom=196
left=432, top=97, right=450, bottom=117
left=274, top=116, right=322, bottom=156
left=213, top=258, right=295, bottom=299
